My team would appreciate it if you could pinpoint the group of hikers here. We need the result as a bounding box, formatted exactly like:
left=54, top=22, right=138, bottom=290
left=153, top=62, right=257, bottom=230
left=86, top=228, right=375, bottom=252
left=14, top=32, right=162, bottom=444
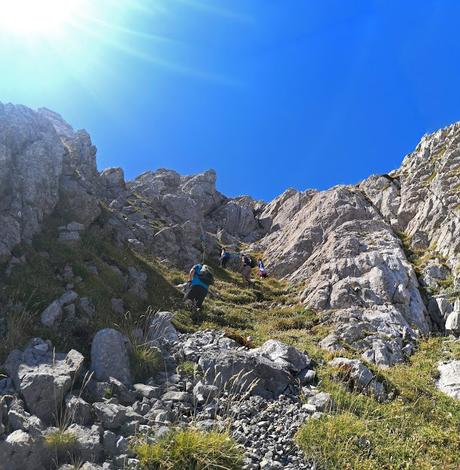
left=184, top=248, right=268, bottom=310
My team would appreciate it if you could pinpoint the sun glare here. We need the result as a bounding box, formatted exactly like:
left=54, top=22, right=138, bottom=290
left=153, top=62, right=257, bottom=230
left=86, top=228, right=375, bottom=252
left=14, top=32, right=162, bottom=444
left=0, top=0, right=84, bottom=35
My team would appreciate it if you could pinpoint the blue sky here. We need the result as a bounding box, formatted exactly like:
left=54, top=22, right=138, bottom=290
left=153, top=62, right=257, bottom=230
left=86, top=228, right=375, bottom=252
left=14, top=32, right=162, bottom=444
left=1, top=0, right=460, bottom=201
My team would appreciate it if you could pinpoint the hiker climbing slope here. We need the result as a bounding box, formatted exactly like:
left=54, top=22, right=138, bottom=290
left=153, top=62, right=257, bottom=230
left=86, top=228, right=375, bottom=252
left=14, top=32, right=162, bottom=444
left=220, top=248, right=230, bottom=268
left=185, top=263, right=214, bottom=308
left=241, top=254, right=255, bottom=286
left=258, top=259, right=268, bottom=278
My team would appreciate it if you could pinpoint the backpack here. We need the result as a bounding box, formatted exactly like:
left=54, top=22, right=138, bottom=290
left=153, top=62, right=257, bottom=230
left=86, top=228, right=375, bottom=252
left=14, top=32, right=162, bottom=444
left=244, top=255, right=256, bottom=268
left=198, top=268, right=214, bottom=286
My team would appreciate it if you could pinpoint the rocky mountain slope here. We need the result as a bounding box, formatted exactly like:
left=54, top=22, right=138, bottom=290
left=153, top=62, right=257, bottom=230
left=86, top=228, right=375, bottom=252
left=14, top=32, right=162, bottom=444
left=1, top=102, right=460, bottom=469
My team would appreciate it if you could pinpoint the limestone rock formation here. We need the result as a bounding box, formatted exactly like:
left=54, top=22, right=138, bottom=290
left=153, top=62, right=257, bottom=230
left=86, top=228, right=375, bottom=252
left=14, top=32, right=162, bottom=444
left=0, top=103, right=64, bottom=261
left=4, top=338, right=84, bottom=423
left=437, top=360, right=460, bottom=400
left=1, top=102, right=460, bottom=429
left=0, top=328, right=324, bottom=469
left=257, top=186, right=429, bottom=366
left=90, top=329, right=132, bottom=386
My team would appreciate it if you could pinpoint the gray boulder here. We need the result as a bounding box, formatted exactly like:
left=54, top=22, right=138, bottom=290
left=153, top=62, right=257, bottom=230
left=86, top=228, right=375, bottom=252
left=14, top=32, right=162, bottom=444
left=147, top=311, right=178, bottom=344
left=437, top=360, right=460, bottom=400
left=161, top=391, right=192, bottom=403
left=40, top=290, right=80, bottom=327
left=93, top=402, right=142, bottom=431
left=7, top=399, right=44, bottom=436
left=252, top=339, right=310, bottom=373
left=66, top=424, right=103, bottom=463
left=40, top=300, right=62, bottom=327
left=0, top=429, right=46, bottom=470
left=198, top=350, right=294, bottom=399
left=445, top=310, right=460, bottom=336
left=193, top=381, right=218, bottom=404
left=307, top=392, right=333, bottom=411
left=90, top=329, right=132, bottom=386
left=329, top=357, right=387, bottom=401
left=65, top=394, right=93, bottom=426
left=103, top=430, right=129, bottom=457
left=4, top=339, right=84, bottom=423
left=134, top=384, right=160, bottom=399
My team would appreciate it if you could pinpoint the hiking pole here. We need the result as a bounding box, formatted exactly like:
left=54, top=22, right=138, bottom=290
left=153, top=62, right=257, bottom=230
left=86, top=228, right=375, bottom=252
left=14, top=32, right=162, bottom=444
left=199, top=224, right=206, bottom=264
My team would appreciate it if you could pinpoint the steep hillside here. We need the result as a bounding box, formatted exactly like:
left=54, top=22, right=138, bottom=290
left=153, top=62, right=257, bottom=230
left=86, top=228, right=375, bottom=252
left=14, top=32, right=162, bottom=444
left=1, top=102, right=460, bottom=469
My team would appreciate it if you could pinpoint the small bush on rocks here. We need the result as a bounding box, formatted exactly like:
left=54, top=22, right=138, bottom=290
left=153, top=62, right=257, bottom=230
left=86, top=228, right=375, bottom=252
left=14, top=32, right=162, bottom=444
left=131, top=343, right=163, bottom=383
left=45, top=429, right=78, bottom=464
left=133, top=428, right=244, bottom=470
left=176, top=360, right=197, bottom=377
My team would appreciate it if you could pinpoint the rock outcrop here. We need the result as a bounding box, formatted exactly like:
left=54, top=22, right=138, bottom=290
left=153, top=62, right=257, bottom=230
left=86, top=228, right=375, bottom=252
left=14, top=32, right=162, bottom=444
left=1, top=101, right=460, bottom=369
left=256, top=186, right=429, bottom=366
left=0, top=329, right=319, bottom=469
left=0, top=103, right=64, bottom=261
left=4, top=338, right=84, bottom=423
left=90, top=329, right=132, bottom=386
left=437, top=360, right=460, bottom=400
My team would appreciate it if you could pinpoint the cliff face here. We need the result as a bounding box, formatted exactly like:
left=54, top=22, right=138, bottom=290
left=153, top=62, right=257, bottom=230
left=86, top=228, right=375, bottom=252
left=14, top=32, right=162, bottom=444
left=0, top=103, right=459, bottom=369
left=0, top=104, right=64, bottom=260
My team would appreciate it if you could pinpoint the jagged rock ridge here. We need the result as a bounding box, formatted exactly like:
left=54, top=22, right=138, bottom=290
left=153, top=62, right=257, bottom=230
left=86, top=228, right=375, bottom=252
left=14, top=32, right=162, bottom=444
left=1, top=103, right=460, bottom=369
left=1, top=102, right=460, bottom=469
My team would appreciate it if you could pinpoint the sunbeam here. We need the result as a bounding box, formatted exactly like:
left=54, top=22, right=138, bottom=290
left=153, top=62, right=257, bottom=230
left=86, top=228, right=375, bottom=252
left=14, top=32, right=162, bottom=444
left=0, top=0, right=240, bottom=88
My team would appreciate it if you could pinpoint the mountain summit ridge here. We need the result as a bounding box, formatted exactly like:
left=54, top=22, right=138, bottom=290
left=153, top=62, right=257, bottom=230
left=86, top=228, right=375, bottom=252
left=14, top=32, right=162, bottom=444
left=1, top=102, right=459, bottom=369
left=1, top=102, right=460, bottom=469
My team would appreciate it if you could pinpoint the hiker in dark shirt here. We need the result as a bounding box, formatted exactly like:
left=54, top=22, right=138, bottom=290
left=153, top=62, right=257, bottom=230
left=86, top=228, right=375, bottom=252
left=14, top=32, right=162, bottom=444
left=241, top=254, right=253, bottom=286
left=184, top=263, right=214, bottom=309
left=220, top=248, right=230, bottom=268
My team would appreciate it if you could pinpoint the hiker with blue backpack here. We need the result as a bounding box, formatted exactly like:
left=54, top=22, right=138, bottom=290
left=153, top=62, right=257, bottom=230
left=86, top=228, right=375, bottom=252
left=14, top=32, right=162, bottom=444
left=185, top=263, right=214, bottom=309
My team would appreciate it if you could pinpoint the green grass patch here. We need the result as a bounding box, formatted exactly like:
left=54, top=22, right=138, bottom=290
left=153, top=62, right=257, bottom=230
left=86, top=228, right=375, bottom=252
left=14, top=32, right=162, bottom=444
left=0, top=211, right=182, bottom=361
left=44, top=429, right=77, bottom=463
left=133, top=428, right=244, bottom=470
left=297, top=338, right=460, bottom=469
left=177, top=360, right=197, bottom=377
left=131, top=343, right=163, bottom=383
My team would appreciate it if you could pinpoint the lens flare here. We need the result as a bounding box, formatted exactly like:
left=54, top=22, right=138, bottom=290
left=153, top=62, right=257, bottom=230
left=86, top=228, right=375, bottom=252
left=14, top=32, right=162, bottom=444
left=0, top=0, right=84, bottom=35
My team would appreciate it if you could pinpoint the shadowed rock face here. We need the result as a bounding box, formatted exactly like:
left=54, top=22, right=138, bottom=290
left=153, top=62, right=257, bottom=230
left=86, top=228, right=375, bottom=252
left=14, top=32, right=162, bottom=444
left=0, top=103, right=64, bottom=260
left=0, top=103, right=102, bottom=262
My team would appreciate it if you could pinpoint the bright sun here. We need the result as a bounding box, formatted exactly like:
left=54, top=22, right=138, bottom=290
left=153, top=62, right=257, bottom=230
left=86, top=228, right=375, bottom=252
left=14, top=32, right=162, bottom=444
left=0, top=0, right=83, bottom=35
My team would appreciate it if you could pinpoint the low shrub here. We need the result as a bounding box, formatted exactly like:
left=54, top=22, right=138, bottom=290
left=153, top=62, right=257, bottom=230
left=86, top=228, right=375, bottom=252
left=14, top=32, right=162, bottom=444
left=44, top=429, right=77, bottom=463
left=130, top=343, right=163, bottom=383
left=176, top=360, right=196, bottom=377
left=133, top=428, right=244, bottom=470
